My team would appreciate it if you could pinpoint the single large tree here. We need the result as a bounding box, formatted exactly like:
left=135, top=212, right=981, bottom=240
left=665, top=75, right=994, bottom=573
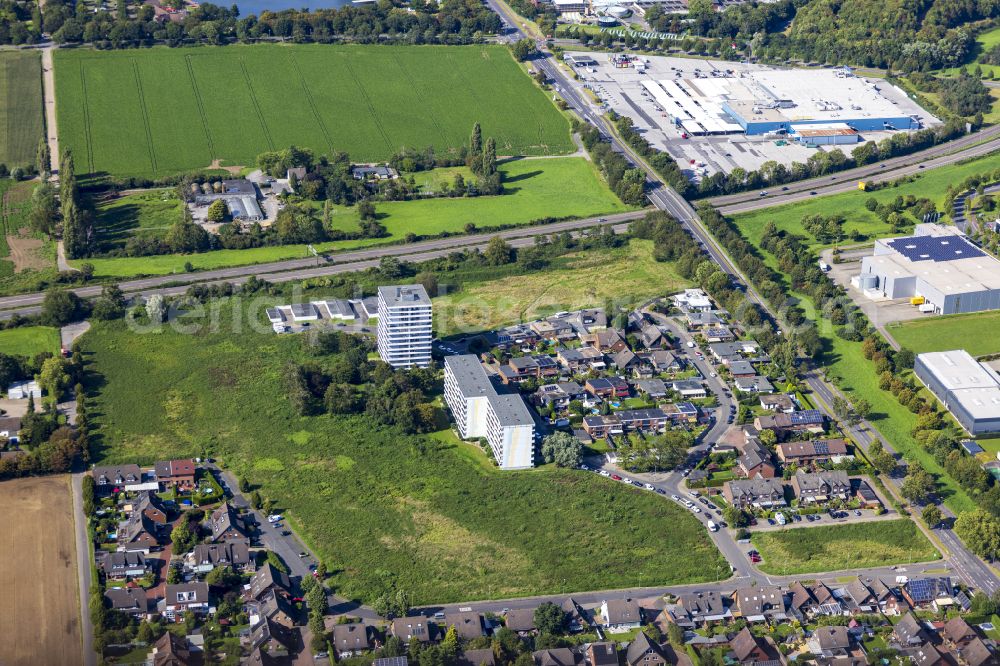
left=541, top=432, right=583, bottom=468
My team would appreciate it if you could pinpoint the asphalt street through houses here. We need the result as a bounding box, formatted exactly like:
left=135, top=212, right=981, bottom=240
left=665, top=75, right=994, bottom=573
left=483, top=7, right=1000, bottom=597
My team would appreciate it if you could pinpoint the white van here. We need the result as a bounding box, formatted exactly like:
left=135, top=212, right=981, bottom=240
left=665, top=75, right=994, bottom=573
left=707, top=521, right=718, bottom=532
left=686, top=341, right=696, bottom=348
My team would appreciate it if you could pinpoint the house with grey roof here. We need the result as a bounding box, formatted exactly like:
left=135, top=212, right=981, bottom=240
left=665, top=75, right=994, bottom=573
left=207, top=502, right=250, bottom=542
left=187, top=539, right=252, bottom=574
left=105, top=586, right=149, bottom=616
left=504, top=608, right=537, bottom=634
left=163, top=582, right=211, bottom=619
left=734, top=376, right=774, bottom=394
left=91, top=464, right=143, bottom=491
left=332, top=623, right=370, bottom=658
left=103, top=551, right=149, bottom=579
left=599, top=598, right=641, bottom=632
left=676, top=590, right=731, bottom=624
left=723, top=478, right=787, bottom=509
left=246, top=562, right=292, bottom=601
left=792, top=470, right=851, bottom=504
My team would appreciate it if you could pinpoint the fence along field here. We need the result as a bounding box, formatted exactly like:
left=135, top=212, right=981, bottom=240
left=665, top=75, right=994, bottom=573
left=0, top=476, right=84, bottom=666
left=0, top=51, right=43, bottom=169
left=55, top=44, right=575, bottom=177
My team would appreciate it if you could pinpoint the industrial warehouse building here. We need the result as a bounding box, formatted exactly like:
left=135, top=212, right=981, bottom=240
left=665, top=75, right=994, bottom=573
left=856, top=224, right=1000, bottom=315
left=914, top=350, right=1000, bottom=435
left=444, top=355, right=536, bottom=470
left=637, top=67, right=918, bottom=137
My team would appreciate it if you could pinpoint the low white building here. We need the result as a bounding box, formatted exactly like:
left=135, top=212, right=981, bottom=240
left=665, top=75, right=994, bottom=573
left=7, top=380, right=41, bottom=400
left=444, top=355, right=535, bottom=470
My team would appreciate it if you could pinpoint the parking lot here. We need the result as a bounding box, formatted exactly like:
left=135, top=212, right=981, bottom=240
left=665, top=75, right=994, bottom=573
left=822, top=247, right=930, bottom=328
left=566, top=51, right=933, bottom=180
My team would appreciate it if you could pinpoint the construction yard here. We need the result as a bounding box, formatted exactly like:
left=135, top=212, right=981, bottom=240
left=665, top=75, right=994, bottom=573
left=0, top=476, right=84, bottom=666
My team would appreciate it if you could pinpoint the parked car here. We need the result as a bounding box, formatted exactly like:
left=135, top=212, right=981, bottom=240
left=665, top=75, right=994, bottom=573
left=644, top=483, right=655, bottom=491
left=689, top=490, right=700, bottom=498
left=579, top=463, right=590, bottom=471
left=855, top=509, right=862, bottom=516
left=622, top=477, right=634, bottom=484
left=599, top=470, right=611, bottom=477
left=670, top=494, right=680, bottom=501
left=611, top=474, right=622, bottom=481
left=267, top=514, right=283, bottom=523
left=706, top=502, right=717, bottom=510
left=655, top=488, right=666, bottom=495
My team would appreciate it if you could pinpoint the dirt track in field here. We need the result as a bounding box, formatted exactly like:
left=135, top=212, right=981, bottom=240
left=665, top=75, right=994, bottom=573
left=0, top=475, right=84, bottom=666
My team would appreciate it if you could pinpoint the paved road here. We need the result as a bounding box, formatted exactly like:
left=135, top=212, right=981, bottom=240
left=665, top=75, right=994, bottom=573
left=70, top=472, right=97, bottom=666
left=41, top=45, right=59, bottom=178
left=494, top=11, right=1000, bottom=595
left=705, top=123, right=1000, bottom=209
left=805, top=370, right=1000, bottom=595
left=715, top=135, right=1000, bottom=216
left=0, top=221, right=636, bottom=320
left=203, top=464, right=380, bottom=620
left=0, top=211, right=645, bottom=316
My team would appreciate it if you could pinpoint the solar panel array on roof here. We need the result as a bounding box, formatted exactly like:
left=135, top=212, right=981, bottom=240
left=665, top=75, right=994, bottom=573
left=886, top=235, right=985, bottom=263
left=961, top=440, right=985, bottom=455
left=789, top=410, right=823, bottom=424
left=813, top=441, right=830, bottom=455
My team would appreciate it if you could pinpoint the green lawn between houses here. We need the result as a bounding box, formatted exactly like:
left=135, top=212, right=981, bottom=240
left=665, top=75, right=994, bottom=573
left=55, top=43, right=574, bottom=178
left=0, top=326, right=61, bottom=358
left=750, top=520, right=940, bottom=575
left=82, top=297, right=728, bottom=605
left=74, top=157, right=633, bottom=278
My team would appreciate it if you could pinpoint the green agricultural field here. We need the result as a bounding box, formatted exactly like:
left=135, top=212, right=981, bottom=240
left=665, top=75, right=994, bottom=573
left=76, top=157, right=632, bottom=277
left=82, top=299, right=727, bottom=604
left=434, top=239, right=690, bottom=335
left=0, top=179, right=58, bottom=293
left=730, top=151, right=1000, bottom=252
left=751, top=519, right=939, bottom=575
left=888, top=311, right=1000, bottom=357
left=93, top=189, right=185, bottom=253
left=0, top=51, right=43, bottom=169
left=55, top=44, right=574, bottom=178
left=0, top=326, right=60, bottom=358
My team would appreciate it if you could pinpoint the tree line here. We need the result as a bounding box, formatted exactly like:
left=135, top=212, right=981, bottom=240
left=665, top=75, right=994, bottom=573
left=2, top=0, right=500, bottom=47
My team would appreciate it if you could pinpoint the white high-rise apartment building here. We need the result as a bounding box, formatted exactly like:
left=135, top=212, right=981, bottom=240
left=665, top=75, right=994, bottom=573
left=376, top=284, right=432, bottom=368
left=444, top=355, right=535, bottom=470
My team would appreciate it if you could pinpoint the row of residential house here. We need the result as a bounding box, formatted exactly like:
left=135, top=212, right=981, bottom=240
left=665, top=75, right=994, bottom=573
left=91, top=459, right=199, bottom=494
left=89, top=459, right=309, bottom=665
left=348, top=574, right=990, bottom=666
left=721, top=470, right=880, bottom=510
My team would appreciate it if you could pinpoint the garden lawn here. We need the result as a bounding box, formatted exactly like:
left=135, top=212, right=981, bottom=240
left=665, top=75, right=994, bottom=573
left=0, top=326, right=60, bottom=357
left=82, top=299, right=726, bottom=604
left=0, top=51, right=43, bottom=169
left=74, top=157, right=632, bottom=277
left=750, top=519, right=939, bottom=575
left=888, top=311, right=1000, bottom=357
left=55, top=44, right=574, bottom=178
left=730, top=151, right=1000, bottom=251
left=433, top=239, right=691, bottom=335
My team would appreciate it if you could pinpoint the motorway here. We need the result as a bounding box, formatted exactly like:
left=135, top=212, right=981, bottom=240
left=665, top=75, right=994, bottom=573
left=486, top=0, right=1000, bottom=595
left=0, top=212, right=643, bottom=318
left=705, top=123, right=1000, bottom=210
left=714, top=133, right=1000, bottom=216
